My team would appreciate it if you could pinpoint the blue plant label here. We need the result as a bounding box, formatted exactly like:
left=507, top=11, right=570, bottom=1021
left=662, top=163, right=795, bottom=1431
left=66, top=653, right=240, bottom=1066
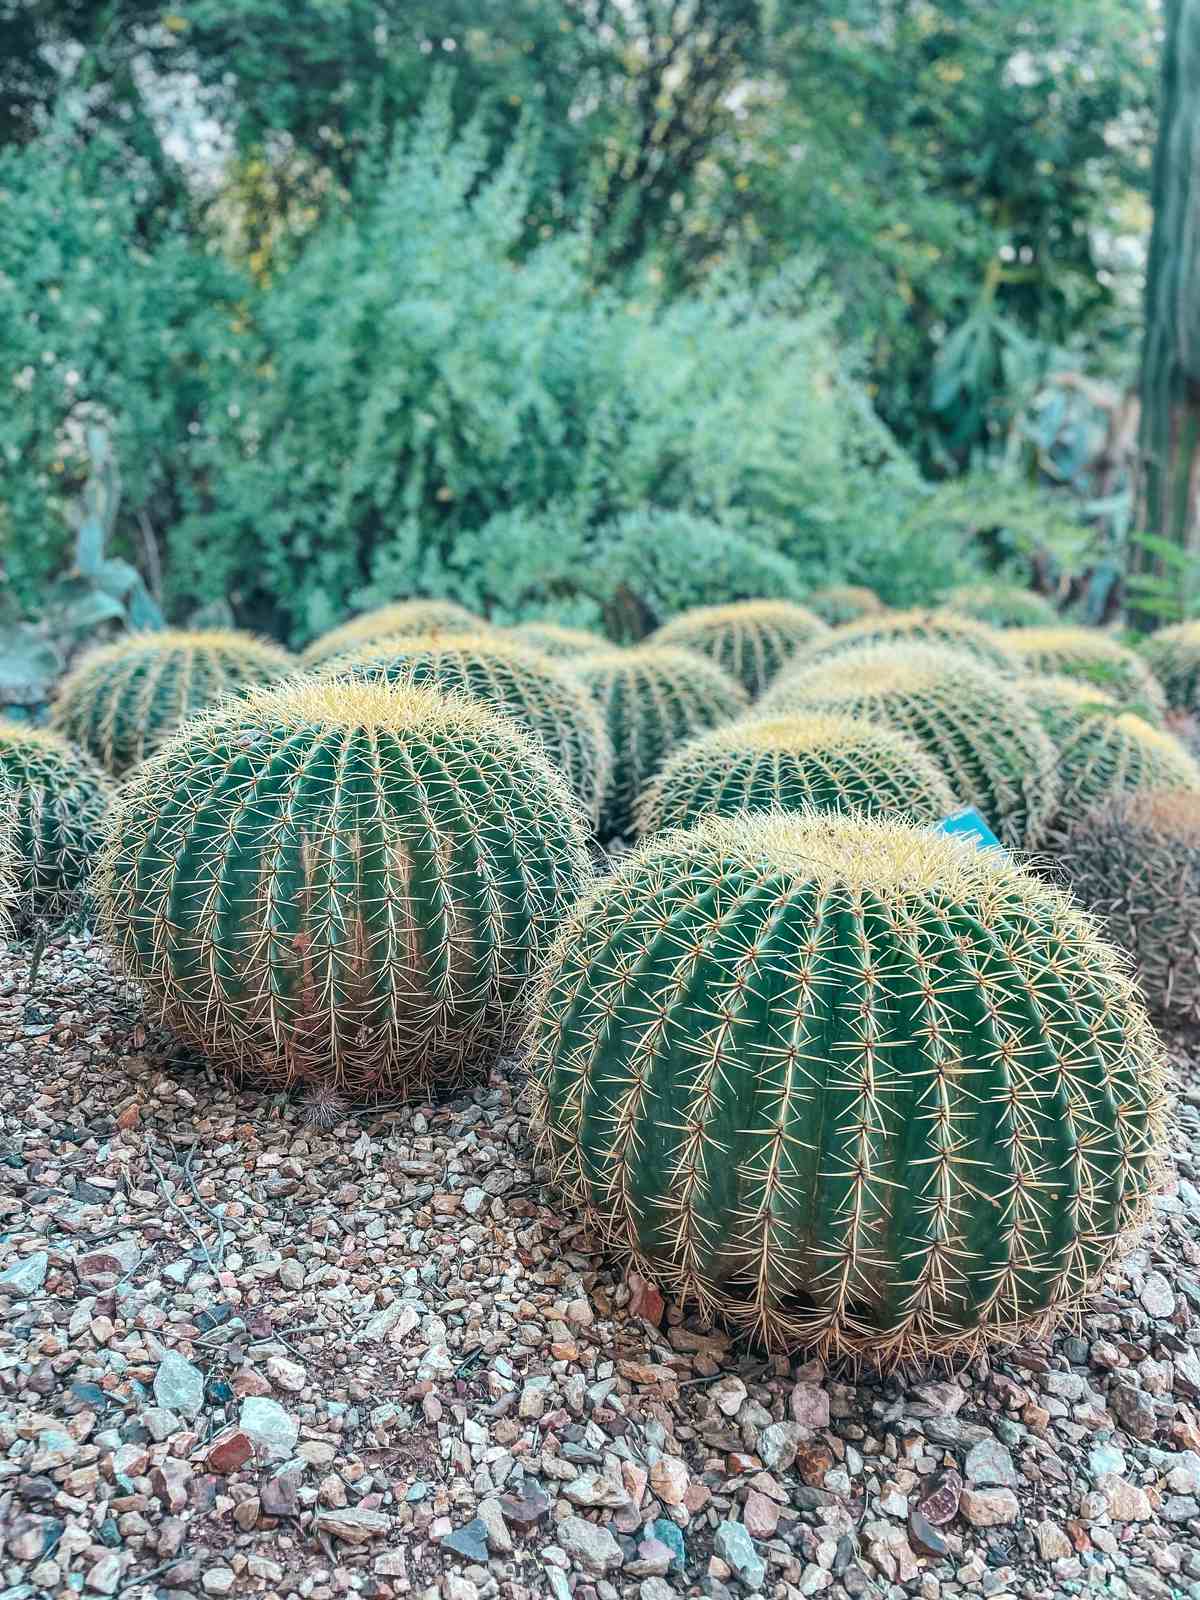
left=935, top=805, right=1008, bottom=857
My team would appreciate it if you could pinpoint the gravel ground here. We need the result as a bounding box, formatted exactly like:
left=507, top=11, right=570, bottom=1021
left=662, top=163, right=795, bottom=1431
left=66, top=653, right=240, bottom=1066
left=3, top=930, right=1200, bottom=1600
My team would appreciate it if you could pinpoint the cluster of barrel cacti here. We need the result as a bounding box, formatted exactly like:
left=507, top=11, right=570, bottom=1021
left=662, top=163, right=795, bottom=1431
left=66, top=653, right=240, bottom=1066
left=5, top=572, right=1191, bottom=1367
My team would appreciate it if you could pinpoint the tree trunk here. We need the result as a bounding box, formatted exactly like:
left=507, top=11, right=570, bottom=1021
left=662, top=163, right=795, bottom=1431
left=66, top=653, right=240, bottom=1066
left=1130, top=0, right=1200, bottom=628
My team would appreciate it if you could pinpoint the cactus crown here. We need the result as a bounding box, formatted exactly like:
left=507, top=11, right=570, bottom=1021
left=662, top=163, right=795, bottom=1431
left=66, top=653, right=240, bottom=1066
left=762, top=642, right=1059, bottom=847
left=50, top=628, right=293, bottom=774
left=98, top=675, right=592, bottom=1098
left=576, top=645, right=749, bottom=839
left=649, top=600, right=831, bottom=698
left=945, top=583, right=1058, bottom=628
left=0, top=718, right=115, bottom=918
left=528, top=809, right=1167, bottom=1365
left=1025, top=675, right=1200, bottom=823
left=319, top=630, right=612, bottom=826
left=1011, top=626, right=1168, bottom=721
left=302, top=600, right=482, bottom=664
left=1141, top=619, right=1200, bottom=715
left=804, top=585, right=885, bottom=626
left=1058, top=789, right=1200, bottom=1019
left=786, top=607, right=1017, bottom=676
left=511, top=622, right=611, bottom=658
left=634, top=710, right=956, bottom=836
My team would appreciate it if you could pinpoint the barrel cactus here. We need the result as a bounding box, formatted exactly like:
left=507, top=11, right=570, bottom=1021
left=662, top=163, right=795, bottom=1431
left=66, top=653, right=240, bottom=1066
left=0, top=721, right=115, bottom=918
left=804, top=585, right=885, bottom=626
left=635, top=713, right=955, bottom=836
left=1026, top=677, right=1200, bottom=823
left=1011, top=627, right=1168, bottom=722
left=528, top=811, right=1167, bottom=1364
left=51, top=630, right=294, bottom=775
left=97, top=677, right=591, bottom=1098
left=763, top=644, right=1059, bottom=848
left=512, top=622, right=611, bottom=659
left=783, top=608, right=1017, bottom=678
left=575, top=646, right=748, bottom=839
left=945, top=583, right=1058, bottom=629
left=321, top=632, right=612, bottom=828
left=302, top=600, right=483, bottom=665
left=1058, top=791, right=1200, bottom=1019
left=648, top=601, right=831, bottom=698
left=1141, top=620, right=1200, bottom=715
left=0, top=787, right=17, bottom=936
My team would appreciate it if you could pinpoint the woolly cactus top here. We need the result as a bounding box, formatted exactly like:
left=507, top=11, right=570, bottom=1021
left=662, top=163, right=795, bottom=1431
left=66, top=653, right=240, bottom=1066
left=784, top=607, right=1018, bottom=677
left=649, top=600, right=831, bottom=697
left=302, top=600, right=483, bottom=664
left=1011, top=626, right=1168, bottom=721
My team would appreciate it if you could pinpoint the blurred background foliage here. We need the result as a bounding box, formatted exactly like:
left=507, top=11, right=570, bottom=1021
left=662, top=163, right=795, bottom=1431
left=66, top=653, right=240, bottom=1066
left=0, top=0, right=1160, bottom=653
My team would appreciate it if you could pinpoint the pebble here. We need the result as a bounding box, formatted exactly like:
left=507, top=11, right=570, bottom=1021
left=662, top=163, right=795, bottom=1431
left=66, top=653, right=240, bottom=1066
left=965, top=1437, right=1018, bottom=1488
left=315, top=1508, right=391, bottom=1543
left=441, top=1518, right=491, bottom=1563
left=153, top=1350, right=204, bottom=1418
left=558, top=1514, right=624, bottom=1573
left=713, top=1520, right=766, bottom=1591
left=0, top=1250, right=49, bottom=1294
left=958, top=1487, right=1019, bottom=1527
left=1140, top=1271, right=1177, bottom=1319
left=239, top=1395, right=298, bottom=1461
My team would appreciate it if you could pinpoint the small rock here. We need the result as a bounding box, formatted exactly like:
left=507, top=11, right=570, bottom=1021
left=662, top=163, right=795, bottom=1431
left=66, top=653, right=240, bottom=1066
left=1140, top=1272, right=1176, bottom=1320
left=790, top=1382, right=831, bottom=1429
left=626, top=1272, right=665, bottom=1324
left=202, top=1570, right=236, bottom=1597
left=205, top=1427, right=253, bottom=1474
left=239, top=1396, right=298, bottom=1461
left=915, top=1468, right=962, bottom=1526
left=713, top=1520, right=766, bottom=1591
left=266, top=1355, right=306, bottom=1393
left=558, top=1514, right=624, bottom=1574
left=153, top=1350, right=205, bottom=1419
left=648, top=1519, right=686, bottom=1573
left=711, top=1376, right=748, bottom=1417
left=965, top=1437, right=1017, bottom=1488
left=649, top=1455, right=689, bottom=1507
left=499, top=1481, right=552, bottom=1526
left=476, top=1497, right=512, bottom=1554
left=958, top=1487, right=1019, bottom=1527
left=84, top=1552, right=122, bottom=1595
left=908, top=1510, right=948, bottom=1558
left=441, top=1518, right=491, bottom=1563
left=1098, top=1473, right=1153, bottom=1522
left=260, top=1468, right=301, bottom=1517
left=0, top=1251, right=49, bottom=1295
left=1035, top=1520, right=1073, bottom=1561
left=743, top=1489, right=779, bottom=1539
left=1088, top=1442, right=1127, bottom=1480
left=759, top=1421, right=803, bottom=1472
left=315, top=1508, right=391, bottom=1544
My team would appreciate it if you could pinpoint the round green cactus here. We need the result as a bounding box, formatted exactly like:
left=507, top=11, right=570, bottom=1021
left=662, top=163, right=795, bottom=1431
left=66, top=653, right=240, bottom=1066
left=528, top=810, right=1168, bottom=1365
left=0, top=720, right=115, bottom=918
left=51, top=630, right=294, bottom=775
left=763, top=643, right=1059, bottom=848
left=945, top=583, right=1059, bottom=628
left=803, top=585, right=886, bottom=627
left=1026, top=676, right=1200, bottom=823
left=648, top=601, right=831, bottom=698
left=575, top=646, right=748, bottom=839
left=320, top=631, right=612, bottom=827
left=1141, top=620, right=1200, bottom=715
left=97, top=677, right=592, bottom=1098
left=511, top=622, right=611, bottom=659
left=784, top=608, right=1018, bottom=677
left=1010, top=626, right=1168, bottom=722
left=302, top=600, right=483, bottom=665
left=1058, top=791, right=1200, bottom=1020
left=0, top=786, right=17, bottom=937
left=635, top=712, right=955, bottom=836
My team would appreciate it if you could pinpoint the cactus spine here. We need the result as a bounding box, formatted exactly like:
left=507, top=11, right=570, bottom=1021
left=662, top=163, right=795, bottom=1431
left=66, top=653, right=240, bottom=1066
left=635, top=713, right=955, bottom=836
left=1058, top=791, right=1200, bottom=1020
left=804, top=585, right=885, bottom=626
left=1011, top=626, right=1168, bottom=722
left=787, top=608, right=1018, bottom=676
left=302, top=600, right=483, bottom=665
left=528, top=811, right=1168, bottom=1365
left=321, top=632, right=612, bottom=827
left=945, top=583, right=1058, bottom=628
left=1025, top=676, right=1200, bottom=823
left=1141, top=620, right=1200, bottom=715
left=511, top=622, right=611, bottom=659
left=575, top=646, right=748, bottom=838
left=97, top=678, right=591, bottom=1098
left=51, top=630, right=294, bottom=774
left=0, top=721, right=115, bottom=918
left=649, top=601, right=831, bottom=698
left=763, top=643, right=1059, bottom=848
